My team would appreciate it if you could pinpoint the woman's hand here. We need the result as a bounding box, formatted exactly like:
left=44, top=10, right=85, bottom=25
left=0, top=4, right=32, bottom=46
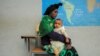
left=66, top=38, right=69, bottom=43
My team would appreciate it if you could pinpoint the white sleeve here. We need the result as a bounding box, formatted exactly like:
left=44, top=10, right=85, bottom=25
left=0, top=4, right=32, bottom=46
left=61, top=26, right=70, bottom=38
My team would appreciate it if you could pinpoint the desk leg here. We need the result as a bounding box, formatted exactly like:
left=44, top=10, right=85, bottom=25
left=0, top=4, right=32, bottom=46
left=28, top=38, right=30, bottom=52
left=25, top=38, right=27, bottom=43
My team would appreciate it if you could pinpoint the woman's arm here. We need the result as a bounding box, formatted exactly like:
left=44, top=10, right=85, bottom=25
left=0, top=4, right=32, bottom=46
left=39, top=16, right=54, bottom=36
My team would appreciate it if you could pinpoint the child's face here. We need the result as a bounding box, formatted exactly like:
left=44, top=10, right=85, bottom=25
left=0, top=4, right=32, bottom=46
left=54, top=20, right=62, bottom=28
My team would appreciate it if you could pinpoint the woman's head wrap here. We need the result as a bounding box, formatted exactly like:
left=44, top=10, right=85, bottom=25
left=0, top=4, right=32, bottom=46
left=44, top=3, right=62, bottom=15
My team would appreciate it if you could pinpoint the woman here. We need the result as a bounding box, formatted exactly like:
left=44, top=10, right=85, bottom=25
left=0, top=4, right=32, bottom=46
left=39, top=3, right=66, bottom=56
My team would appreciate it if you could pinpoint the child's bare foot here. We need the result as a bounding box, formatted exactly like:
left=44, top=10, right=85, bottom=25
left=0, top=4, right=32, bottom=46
left=54, top=48, right=59, bottom=56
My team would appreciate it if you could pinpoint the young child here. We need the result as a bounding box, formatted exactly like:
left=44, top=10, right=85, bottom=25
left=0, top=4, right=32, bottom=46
left=54, top=19, right=70, bottom=43
left=50, top=19, right=70, bottom=56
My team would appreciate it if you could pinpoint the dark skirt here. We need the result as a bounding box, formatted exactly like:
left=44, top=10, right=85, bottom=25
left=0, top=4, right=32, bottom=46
left=41, top=31, right=66, bottom=46
left=41, top=34, right=51, bottom=46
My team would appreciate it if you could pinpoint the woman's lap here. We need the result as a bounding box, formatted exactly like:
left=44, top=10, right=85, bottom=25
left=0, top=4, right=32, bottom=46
left=41, top=31, right=65, bottom=46
left=48, top=31, right=65, bottom=43
left=40, top=31, right=65, bottom=54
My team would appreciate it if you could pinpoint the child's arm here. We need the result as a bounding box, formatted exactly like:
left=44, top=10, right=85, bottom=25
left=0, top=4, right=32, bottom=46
left=61, top=27, right=69, bottom=37
left=61, top=26, right=70, bottom=43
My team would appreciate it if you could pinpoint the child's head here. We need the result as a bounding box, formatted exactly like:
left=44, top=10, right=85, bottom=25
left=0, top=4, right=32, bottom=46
left=54, top=19, right=62, bottom=28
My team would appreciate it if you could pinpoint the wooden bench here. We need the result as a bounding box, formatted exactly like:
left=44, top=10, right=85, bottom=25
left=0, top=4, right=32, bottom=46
left=21, top=36, right=36, bottom=52
left=32, top=48, right=48, bottom=56
left=21, top=36, right=48, bottom=56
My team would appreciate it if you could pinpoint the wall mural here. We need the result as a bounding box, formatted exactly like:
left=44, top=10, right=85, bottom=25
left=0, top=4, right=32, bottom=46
left=42, top=0, right=100, bottom=26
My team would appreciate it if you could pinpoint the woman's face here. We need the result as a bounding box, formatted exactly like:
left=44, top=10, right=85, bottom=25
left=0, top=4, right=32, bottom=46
left=50, top=9, right=58, bottom=18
